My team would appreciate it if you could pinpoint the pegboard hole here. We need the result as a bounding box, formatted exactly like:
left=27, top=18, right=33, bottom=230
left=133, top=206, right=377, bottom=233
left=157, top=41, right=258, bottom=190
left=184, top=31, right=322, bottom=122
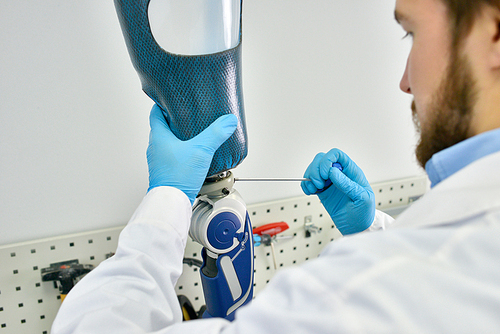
left=21, top=319, right=26, bottom=323
left=16, top=287, right=21, bottom=291
left=70, top=242, right=75, bottom=247
left=50, top=246, right=56, bottom=250
left=88, top=239, right=93, bottom=244
left=41, top=315, right=45, bottom=319
left=0, top=307, right=3, bottom=312
left=33, top=266, right=38, bottom=271
left=13, top=269, right=19, bottom=274
left=35, top=283, right=41, bottom=287
left=18, top=303, right=24, bottom=308
left=107, top=236, right=112, bottom=241
left=31, top=249, right=36, bottom=254
left=1, top=324, right=5, bottom=328
left=90, top=256, right=95, bottom=260
left=10, top=252, right=16, bottom=257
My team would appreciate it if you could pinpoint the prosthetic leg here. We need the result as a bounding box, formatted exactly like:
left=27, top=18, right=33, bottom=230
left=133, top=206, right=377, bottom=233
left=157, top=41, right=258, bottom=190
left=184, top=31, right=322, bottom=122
left=114, top=0, right=252, bottom=320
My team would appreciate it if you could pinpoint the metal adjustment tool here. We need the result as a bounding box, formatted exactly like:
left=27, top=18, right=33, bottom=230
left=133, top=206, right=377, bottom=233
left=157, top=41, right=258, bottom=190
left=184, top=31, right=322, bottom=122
left=234, top=178, right=309, bottom=182
left=235, top=162, right=343, bottom=195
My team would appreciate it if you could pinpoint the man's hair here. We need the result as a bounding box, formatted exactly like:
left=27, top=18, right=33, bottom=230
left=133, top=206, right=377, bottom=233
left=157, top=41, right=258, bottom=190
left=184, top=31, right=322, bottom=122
left=442, top=0, right=500, bottom=48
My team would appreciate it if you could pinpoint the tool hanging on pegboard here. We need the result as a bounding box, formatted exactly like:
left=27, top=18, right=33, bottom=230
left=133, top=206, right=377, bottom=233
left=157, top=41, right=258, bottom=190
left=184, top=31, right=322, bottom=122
left=253, top=222, right=291, bottom=270
left=41, top=260, right=94, bottom=302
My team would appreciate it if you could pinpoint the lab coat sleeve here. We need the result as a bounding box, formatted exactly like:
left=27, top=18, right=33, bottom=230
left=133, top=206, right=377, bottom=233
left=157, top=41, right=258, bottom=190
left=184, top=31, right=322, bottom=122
left=50, top=186, right=231, bottom=334
left=367, top=210, right=395, bottom=232
left=51, top=187, right=395, bottom=334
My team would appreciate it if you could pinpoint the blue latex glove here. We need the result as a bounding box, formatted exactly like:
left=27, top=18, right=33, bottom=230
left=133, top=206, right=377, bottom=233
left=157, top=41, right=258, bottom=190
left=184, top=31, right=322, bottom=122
left=147, top=104, right=238, bottom=204
left=301, top=149, right=375, bottom=235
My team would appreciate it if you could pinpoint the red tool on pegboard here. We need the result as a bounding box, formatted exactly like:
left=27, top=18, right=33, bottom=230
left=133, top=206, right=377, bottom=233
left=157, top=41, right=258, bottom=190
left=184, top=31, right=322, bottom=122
left=253, top=222, right=290, bottom=270
left=253, top=222, right=289, bottom=237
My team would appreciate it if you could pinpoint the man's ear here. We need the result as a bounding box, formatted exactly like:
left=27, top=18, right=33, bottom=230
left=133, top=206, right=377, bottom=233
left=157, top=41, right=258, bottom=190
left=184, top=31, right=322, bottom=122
left=488, top=7, right=500, bottom=69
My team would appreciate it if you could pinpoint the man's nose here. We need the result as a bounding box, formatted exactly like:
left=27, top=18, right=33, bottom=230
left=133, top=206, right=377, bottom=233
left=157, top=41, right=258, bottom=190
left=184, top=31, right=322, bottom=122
left=400, top=58, right=411, bottom=94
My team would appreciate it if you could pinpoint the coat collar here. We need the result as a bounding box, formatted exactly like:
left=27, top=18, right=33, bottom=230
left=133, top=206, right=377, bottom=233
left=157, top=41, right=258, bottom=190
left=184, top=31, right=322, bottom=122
left=425, top=128, right=500, bottom=188
left=392, top=150, right=500, bottom=230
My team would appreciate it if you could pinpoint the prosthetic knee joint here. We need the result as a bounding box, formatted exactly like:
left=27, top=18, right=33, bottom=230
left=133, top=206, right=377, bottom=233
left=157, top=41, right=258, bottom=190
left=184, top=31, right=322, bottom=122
left=190, top=172, right=254, bottom=320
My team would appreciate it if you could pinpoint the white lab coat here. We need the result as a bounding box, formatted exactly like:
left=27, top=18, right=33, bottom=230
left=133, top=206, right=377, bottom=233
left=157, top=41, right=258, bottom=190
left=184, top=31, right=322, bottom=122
left=52, top=150, right=500, bottom=333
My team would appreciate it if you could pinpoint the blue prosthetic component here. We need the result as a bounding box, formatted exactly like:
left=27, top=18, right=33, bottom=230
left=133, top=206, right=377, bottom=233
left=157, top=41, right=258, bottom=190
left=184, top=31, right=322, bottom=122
left=114, top=0, right=248, bottom=176
left=200, top=212, right=254, bottom=320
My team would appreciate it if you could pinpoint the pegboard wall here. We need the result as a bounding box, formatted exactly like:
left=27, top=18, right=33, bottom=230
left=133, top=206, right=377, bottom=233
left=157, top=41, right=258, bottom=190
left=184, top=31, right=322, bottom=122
left=0, top=175, right=427, bottom=334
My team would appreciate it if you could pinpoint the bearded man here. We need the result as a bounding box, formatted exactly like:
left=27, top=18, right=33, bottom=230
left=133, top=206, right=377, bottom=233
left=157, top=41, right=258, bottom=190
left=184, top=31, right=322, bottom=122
left=52, top=1, right=500, bottom=333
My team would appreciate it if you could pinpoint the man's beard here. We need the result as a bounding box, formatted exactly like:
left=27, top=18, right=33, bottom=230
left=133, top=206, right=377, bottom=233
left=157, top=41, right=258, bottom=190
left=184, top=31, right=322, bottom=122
left=412, top=50, right=478, bottom=169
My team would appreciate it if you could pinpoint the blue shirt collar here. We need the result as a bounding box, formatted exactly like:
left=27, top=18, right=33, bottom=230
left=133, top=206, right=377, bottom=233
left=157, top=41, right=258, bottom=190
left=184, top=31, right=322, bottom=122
left=425, top=128, right=500, bottom=188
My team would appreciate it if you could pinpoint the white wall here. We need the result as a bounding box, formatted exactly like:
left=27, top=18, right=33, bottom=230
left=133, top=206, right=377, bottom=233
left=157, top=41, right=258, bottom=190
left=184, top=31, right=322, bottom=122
left=0, top=0, right=422, bottom=246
